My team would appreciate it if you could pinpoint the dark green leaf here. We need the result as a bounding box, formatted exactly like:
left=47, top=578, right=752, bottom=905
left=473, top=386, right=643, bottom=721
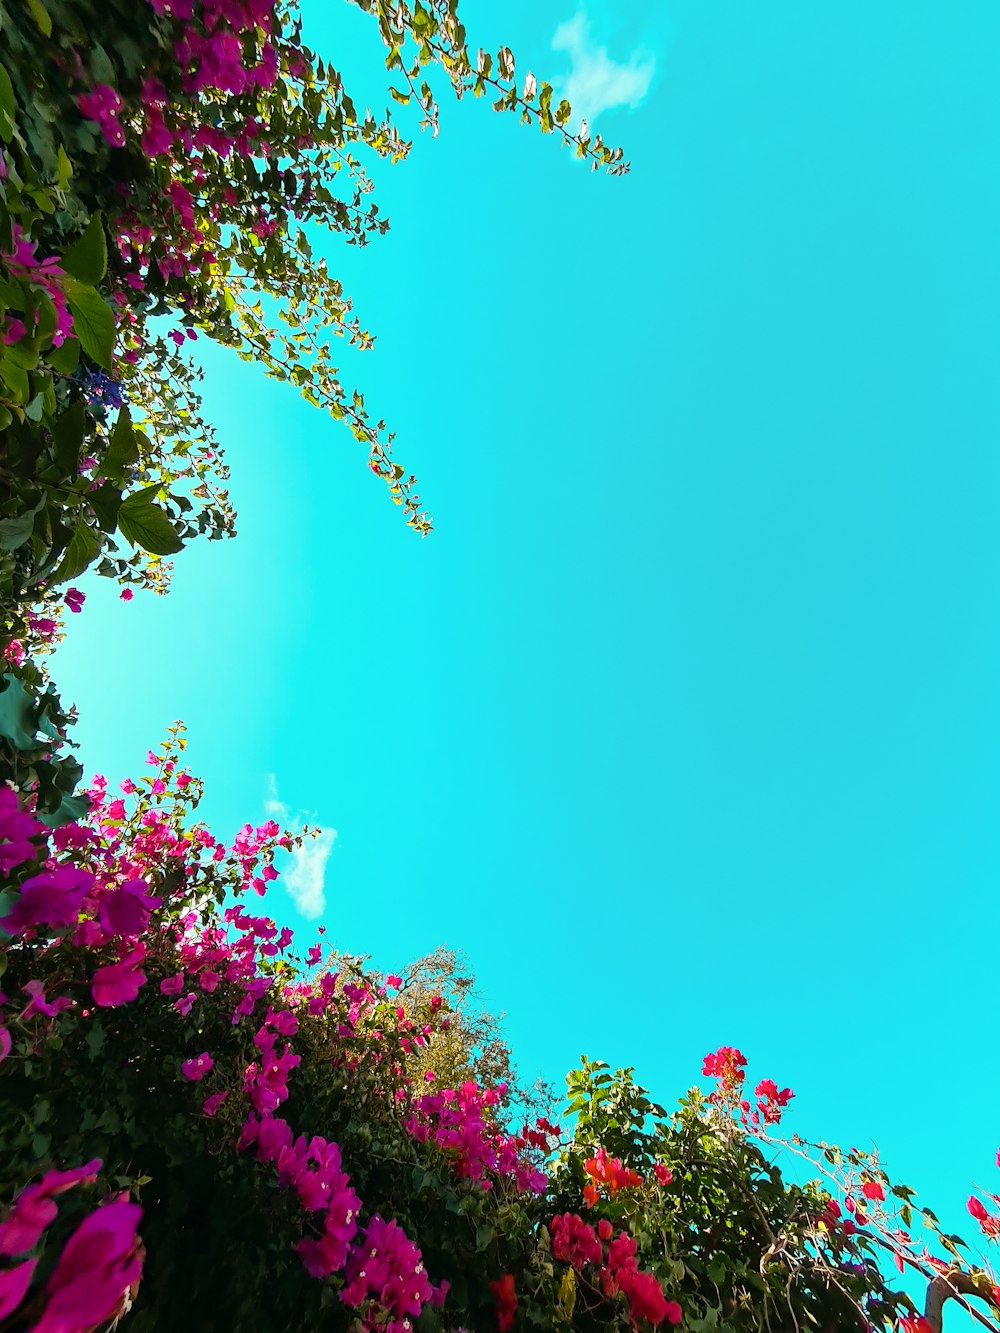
left=52, top=399, right=86, bottom=476
left=52, top=519, right=102, bottom=582
left=61, top=213, right=107, bottom=286
left=88, top=482, right=122, bottom=532
left=118, top=491, right=184, bottom=555
left=0, top=676, right=41, bottom=750
left=65, top=279, right=115, bottom=370
left=100, top=406, right=138, bottom=481
left=47, top=337, right=81, bottom=375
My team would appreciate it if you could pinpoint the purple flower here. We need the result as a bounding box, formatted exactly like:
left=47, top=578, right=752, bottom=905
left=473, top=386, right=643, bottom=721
left=0, top=787, right=44, bottom=874
left=97, top=878, right=161, bottom=938
left=0, top=1257, right=37, bottom=1320
left=20, top=980, right=73, bottom=1021
left=181, top=1052, right=213, bottom=1081
left=31, top=1200, right=143, bottom=1333
left=91, top=945, right=147, bottom=1007
left=0, top=865, right=93, bottom=934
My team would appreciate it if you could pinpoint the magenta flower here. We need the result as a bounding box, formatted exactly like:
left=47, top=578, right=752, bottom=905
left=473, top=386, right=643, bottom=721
left=181, top=1052, right=213, bottom=1081
left=0, top=1160, right=101, bottom=1256
left=0, top=1027, right=10, bottom=1063
left=30, top=1200, right=143, bottom=1333
left=0, top=787, right=44, bottom=874
left=76, top=85, right=126, bottom=148
left=202, top=1091, right=228, bottom=1117
left=64, top=587, right=85, bottom=614
left=91, top=944, right=147, bottom=1007
left=97, top=878, right=161, bottom=937
left=20, top=979, right=73, bottom=1021
left=0, top=865, right=93, bottom=934
left=0, top=1257, right=36, bottom=1319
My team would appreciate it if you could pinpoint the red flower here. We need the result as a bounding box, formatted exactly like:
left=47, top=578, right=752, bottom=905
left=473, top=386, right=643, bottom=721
left=900, top=1317, right=934, bottom=1333
left=701, top=1046, right=747, bottom=1092
left=861, top=1180, right=885, bottom=1202
left=491, top=1274, right=517, bottom=1333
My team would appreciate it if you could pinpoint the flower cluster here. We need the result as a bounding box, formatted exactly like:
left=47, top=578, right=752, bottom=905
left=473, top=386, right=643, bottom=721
left=582, top=1146, right=644, bottom=1207
left=701, top=1045, right=747, bottom=1095
left=404, top=1080, right=551, bottom=1194
left=737, top=1077, right=795, bottom=1129
left=0, top=1161, right=143, bottom=1333
left=340, top=1214, right=449, bottom=1333
left=549, top=1212, right=683, bottom=1328
left=968, top=1195, right=1000, bottom=1240
left=1, top=222, right=73, bottom=347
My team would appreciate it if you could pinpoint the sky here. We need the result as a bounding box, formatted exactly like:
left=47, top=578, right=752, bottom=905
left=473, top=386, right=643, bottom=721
left=53, top=0, right=1000, bottom=1313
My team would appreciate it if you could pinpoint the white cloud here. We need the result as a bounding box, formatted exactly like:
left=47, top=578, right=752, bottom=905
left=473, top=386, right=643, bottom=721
left=265, top=777, right=336, bottom=920
left=552, top=12, right=656, bottom=128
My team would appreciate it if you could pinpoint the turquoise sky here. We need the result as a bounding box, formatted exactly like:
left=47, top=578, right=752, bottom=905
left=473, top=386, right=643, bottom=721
left=55, top=0, right=1000, bottom=1310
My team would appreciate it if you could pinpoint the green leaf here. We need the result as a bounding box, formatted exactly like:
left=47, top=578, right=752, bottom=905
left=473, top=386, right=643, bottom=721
left=47, top=337, right=81, bottom=375
left=0, top=677, right=41, bottom=750
left=88, top=482, right=122, bottom=532
left=64, top=279, right=115, bottom=370
left=61, top=213, right=107, bottom=286
left=0, top=501, right=42, bottom=551
left=36, top=789, right=91, bottom=827
left=51, top=399, right=86, bottom=476
left=86, top=1021, right=106, bottom=1061
left=55, top=145, right=73, bottom=191
left=100, top=406, right=139, bottom=482
left=52, top=519, right=101, bottom=582
left=118, top=490, right=184, bottom=555
left=0, top=64, right=15, bottom=143
left=26, top=0, right=52, bottom=36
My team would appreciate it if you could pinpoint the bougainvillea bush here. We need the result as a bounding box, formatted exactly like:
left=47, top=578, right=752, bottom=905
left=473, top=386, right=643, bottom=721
left=3, top=737, right=1000, bottom=1332
left=3, top=1, right=1000, bottom=1331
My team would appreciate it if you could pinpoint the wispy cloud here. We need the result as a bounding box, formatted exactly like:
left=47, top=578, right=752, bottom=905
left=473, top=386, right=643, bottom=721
left=552, top=12, right=656, bottom=128
left=265, top=777, right=336, bottom=920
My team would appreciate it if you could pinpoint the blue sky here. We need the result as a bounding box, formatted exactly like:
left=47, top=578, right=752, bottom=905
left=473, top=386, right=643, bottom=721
left=55, top=0, right=1000, bottom=1310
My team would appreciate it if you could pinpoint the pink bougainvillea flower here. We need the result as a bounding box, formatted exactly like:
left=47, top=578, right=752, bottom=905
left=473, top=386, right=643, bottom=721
left=202, top=1091, right=228, bottom=1117
left=861, top=1180, right=885, bottom=1202
left=91, top=944, right=147, bottom=1007
left=97, top=878, right=161, bottom=937
left=3, top=317, right=27, bottom=344
left=550, top=1213, right=601, bottom=1269
left=21, top=979, right=73, bottom=1020
left=0, top=1193, right=57, bottom=1257
left=654, top=1163, right=673, bottom=1185
left=0, top=1026, right=10, bottom=1064
left=0, top=786, right=44, bottom=873
left=0, top=1256, right=37, bottom=1320
left=181, top=1053, right=213, bottom=1081
left=120, top=587, right=134, bottom=601
left=30, top=1200, right=143, bottom=1333
left=0, top=865, right=93, bottom=934
left=0, top=1160, right=101, bottom=1256
left=64, top=587, right=85, bottom=614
